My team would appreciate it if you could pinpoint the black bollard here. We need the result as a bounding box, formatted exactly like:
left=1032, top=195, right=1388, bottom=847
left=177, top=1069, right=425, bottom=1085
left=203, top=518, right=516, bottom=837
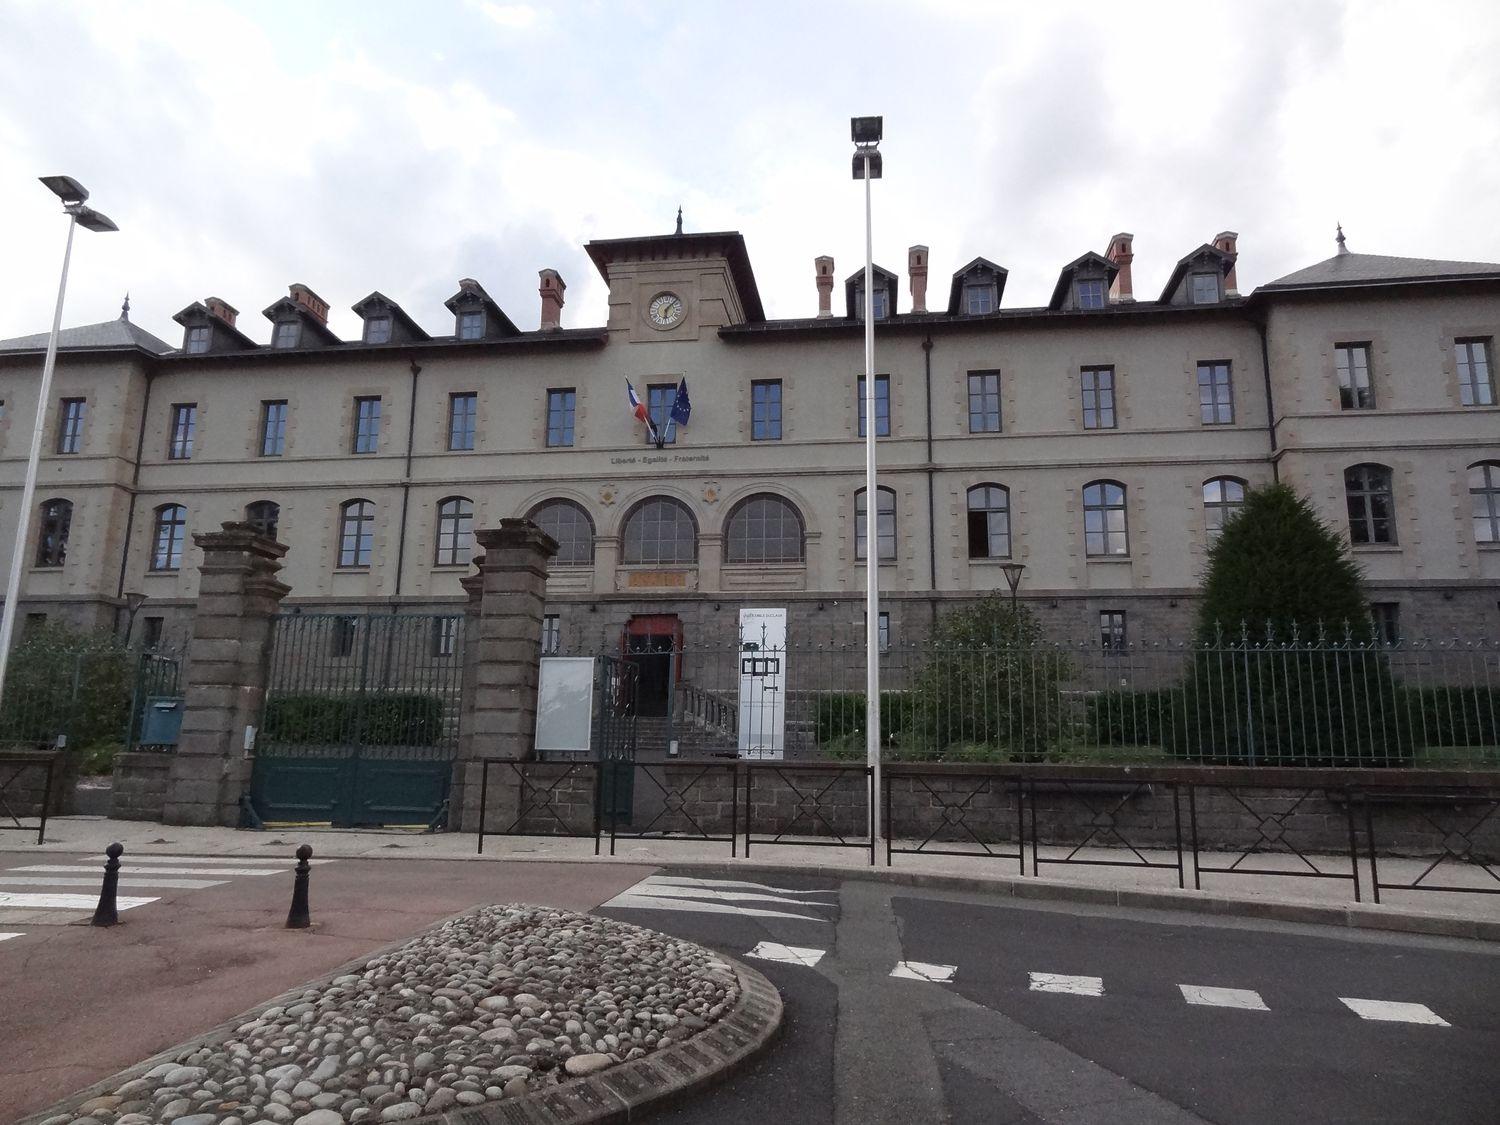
left=285, top=844, right=313, bottom=929
left=91, top=842, right=124, bottom=927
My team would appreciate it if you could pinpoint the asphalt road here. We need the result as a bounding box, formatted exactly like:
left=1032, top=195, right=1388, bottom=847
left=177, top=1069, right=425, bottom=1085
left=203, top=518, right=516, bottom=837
left=597, top=873, right=1500, bottom=1125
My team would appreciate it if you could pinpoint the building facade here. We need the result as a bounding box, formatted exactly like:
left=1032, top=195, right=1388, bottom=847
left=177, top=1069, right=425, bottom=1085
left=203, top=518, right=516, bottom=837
left=1, top=228, right=1497, bottom=658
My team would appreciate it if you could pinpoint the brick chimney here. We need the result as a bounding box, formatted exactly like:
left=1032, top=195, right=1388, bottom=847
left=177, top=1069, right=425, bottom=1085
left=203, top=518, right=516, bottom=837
left=205, top=297, right=238, bottom=327
left=538, top=269, right=566, bottom=331
left=908, top=245, right=929, bottom=314
left=815, top=256, right=835, bottom=318
left=1212, top=231, right=1240, bottom=296
left=1106, top=233, right=1135, bottom=303
left=288, top=283, right=329, bottom=324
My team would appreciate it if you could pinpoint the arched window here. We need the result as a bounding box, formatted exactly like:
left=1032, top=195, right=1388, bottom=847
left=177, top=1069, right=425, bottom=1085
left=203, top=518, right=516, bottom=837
left=338, top=499, right=375, bottom=568
left=966, top=484, right=1010, bottom=559
left=435, top=496, right=474, bottom=566
left=621, top=497, right=697, bottom=565
left=245, top=500, right=280, bottom=540
left=855, top=486, right=897, bottom=561
left=1469, top=461, right=1500, bottom=544
left=1083, top=480, right=1128, bottom=556
left=528, top=499, right=595, bottom=566
left=725, top=494, right=805, bottom=564
left=35, top=499, right=72, bottom=568
left=1203, top=477, right=1247, bottom=540
left=1344, top=464, right=1395, bottom=545
left=151, top=504, right=187, bottom=571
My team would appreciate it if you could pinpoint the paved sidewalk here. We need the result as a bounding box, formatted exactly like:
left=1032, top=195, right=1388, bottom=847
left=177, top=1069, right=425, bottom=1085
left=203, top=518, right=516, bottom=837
left=5, top=815, right=1497, bottom=940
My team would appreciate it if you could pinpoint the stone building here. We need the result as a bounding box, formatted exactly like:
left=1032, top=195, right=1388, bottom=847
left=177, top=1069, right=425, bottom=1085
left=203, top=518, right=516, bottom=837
left=2, top=226, right=1497, bottom=664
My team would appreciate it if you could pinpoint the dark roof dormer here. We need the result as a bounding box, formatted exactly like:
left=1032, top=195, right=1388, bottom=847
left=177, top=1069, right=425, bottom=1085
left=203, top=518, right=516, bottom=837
left=1048, top=252, right=1119, bottom=312
left=351, top=292, right=430, bottom=346
left=947, top=257, right=1009, bottom=315
left=262, top=283, right=341, bottom=349
left=1159, top=243, right=1236, bottom=305
left=172, top=296, right=258, bottom=354
left=844, top=265, right=898, bottom=319
left=443, top=278, right=519, bottom=341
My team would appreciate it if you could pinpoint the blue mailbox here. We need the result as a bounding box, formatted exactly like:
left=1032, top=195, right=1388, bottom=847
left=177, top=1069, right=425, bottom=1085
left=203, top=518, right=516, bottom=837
left=140, top=696, right=185, bottom=747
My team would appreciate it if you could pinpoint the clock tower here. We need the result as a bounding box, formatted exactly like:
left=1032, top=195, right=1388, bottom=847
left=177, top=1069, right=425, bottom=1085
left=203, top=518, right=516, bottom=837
left=585, top=230, right=766, bottom=343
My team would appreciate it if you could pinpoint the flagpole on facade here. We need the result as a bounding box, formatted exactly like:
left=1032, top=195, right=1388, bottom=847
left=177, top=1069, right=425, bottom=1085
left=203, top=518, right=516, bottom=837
left=852, top=117, right=883, bottom=844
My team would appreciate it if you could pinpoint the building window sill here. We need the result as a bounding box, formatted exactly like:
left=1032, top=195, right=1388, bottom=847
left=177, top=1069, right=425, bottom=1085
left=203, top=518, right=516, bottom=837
left=1085, top=555, right=1132, bottom=564
left=1351, top=544, right=1401, bottom=553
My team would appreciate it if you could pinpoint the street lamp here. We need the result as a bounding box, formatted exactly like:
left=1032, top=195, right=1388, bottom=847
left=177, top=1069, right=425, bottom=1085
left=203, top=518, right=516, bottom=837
left=0, top=177, right=119, bottom=705
left=852, top=115, right=883, bottom=841
left=999, top=562, right=1026, bottom=643
left=121, top=591, right=148, bottom=644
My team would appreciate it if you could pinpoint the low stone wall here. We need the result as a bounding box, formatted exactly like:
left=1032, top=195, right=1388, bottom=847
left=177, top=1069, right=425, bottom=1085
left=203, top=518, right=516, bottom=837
left=0, top=751, right=65, bottom=819
left=111, top=752, right=174, bottom=822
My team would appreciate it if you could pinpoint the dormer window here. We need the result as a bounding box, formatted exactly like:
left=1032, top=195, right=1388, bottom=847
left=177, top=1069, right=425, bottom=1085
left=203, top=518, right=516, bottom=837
left=965, top=284, right=996, bottom=315
left=1076, top=278, right=1106, bottom=310
left=185, top=326, right=210, bottom=354
left=854, top=285, right=888, bottom=320
left=273, top=321, right=301, bottom=348
left=1190, top=273, right=1220, bottom=304
left=458, top=310, right=484, bottom=340
left=364, top=315, right=392, bottom=344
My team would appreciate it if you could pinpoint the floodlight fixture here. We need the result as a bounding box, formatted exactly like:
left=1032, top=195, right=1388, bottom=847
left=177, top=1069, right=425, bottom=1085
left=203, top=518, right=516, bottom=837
left=851, top=151, right=883, bottom=180
left=850, top=116, right=883, bottom=145
left=39, top=175, right=89, bottom=204
left=75, top=206, right=119, bottom=233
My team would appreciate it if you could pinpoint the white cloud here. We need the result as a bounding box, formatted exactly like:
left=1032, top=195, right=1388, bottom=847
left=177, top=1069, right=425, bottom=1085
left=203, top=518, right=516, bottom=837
left=467, top=2, right=540, bottom=31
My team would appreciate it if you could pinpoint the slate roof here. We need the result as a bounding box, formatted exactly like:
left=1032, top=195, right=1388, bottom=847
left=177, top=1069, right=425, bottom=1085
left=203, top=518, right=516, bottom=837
left=0, top=317, right=172, bottom=355
left=1262, top=252, right=1500, bottom=291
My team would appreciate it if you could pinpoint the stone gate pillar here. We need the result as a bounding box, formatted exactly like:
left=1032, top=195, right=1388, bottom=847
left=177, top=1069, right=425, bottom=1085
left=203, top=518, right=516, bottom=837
left=162, top=523, right=289, bottom=826
left=451, top=519, right=557, bottom=831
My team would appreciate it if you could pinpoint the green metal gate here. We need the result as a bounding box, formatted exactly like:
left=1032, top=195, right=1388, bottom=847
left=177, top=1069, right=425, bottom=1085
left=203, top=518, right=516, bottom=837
left=250, top=612, right=464, bottom=828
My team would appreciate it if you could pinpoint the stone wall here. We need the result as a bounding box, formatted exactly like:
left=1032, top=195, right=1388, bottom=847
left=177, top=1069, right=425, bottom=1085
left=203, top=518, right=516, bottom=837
left=0, top=753, right=65, bottom=820
left=111, top=752, right=173, bottom=821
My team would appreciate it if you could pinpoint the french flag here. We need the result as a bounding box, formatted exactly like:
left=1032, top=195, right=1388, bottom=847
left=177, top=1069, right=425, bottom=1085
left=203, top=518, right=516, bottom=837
left=626, top=380, right=659, bottom=442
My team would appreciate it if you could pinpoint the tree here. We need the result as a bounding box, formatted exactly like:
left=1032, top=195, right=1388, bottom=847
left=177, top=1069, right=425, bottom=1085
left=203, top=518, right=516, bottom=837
left=1174, top=483, right=1410, bottom=766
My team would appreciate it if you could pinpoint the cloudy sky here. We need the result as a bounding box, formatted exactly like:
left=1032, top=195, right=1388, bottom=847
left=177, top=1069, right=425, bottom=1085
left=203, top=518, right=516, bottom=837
left=3, top=0, right=1499, bottom=345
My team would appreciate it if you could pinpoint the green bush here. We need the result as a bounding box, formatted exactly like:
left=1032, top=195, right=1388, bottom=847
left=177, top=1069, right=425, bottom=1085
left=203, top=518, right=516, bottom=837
left=261, top=693, right=446, bottom=746
left=1083, top=688, right=1184, bottom=747
left=0, top=623, right=132, bottom=750
left=814, top=691, right=909, bottom=746
left=1399, top=686, right=1500, bottom=748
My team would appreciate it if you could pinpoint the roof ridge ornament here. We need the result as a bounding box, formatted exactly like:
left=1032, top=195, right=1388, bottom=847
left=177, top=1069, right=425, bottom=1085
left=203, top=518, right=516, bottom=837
left=675, top=205, right=683, bottom=236
left=120, top=292, right=130, bottom=320
left=1336, top=222, right=1348, bottom=255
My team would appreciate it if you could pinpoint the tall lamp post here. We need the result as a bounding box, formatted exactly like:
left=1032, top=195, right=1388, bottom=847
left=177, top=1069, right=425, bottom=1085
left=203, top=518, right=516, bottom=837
left=852, top=116, right=883, bottom=841
left=1000, top=562, right=1026, bottom=642
left=0, top=177, right=119, bottom=705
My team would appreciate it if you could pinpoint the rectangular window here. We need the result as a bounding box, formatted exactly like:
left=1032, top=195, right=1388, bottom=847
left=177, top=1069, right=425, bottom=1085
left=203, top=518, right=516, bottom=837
left=260, top=401, right=287, bottom=456
left=966, top=285, right=995, bottom=315
left=1081, top=366, right=1117, bottom=429
left=878, top=611, right=891, bottom=653
left=1190, top=273, right=1220, bottom=304
left=1370, top=603, right=1401, bottom=645
left=1076, top=278, right=1105, bottom=309
left=353, top=396, right=381, bottom=454
left=541, top=614, right=561, bottom=655
left=857, top=374, right=891, bottom=437
left=857, top=285, right=889, bottom=320
left=140, top=616, right=164, bottom=650
left=967, top=371, right=1001, bottom=433
left=1456, top=337, right=1495, bottom=407
left=855, top=488, right=896, bottom=560
left=448, top=392, right=477, bottom=451
left=273, top=321, right=300, bottom=348
left=364, top=315, right=392, bottom=345
left=185, top=326, right=211, bottom=354
left=168, top=403, right=196, bottom=460
left=752, top=380, right=783, bottom=441
left=647, top=384, right=677, bottom=444
left=1100, top=610, right=1127, bottom=650
left=331, top=617, right=357, bottom=658
left=1336, top=343, right=1375, bottom=409
left=458, top=310, right=484, bottom=340
left=546, top=389, right=576, bottom=447
left=1197, top=361, right=1234, bottom=424
left=56, top=398, right=86, bottom=454
left=432, top=616, right=460, bottom=658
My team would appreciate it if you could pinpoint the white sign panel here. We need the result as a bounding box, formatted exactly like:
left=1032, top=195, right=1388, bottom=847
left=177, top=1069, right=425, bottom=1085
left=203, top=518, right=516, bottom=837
left=738, top=607, right=787, bottom=759
left=535, top=657, right=595, bottom=755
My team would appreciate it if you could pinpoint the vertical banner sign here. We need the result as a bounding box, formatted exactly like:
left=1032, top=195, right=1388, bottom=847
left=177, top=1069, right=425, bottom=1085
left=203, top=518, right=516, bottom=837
left=738, top=607, right=787, bottom=759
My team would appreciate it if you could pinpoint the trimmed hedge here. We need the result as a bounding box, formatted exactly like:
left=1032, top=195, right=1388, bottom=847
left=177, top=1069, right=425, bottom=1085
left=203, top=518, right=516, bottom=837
left=1399, top=686, right=1500, bottom=748
left=261, top=693, right=446, bottom=746
left=1083, top=689, right=1184, bottom=747
left=815, top=691, right=909, bottom=747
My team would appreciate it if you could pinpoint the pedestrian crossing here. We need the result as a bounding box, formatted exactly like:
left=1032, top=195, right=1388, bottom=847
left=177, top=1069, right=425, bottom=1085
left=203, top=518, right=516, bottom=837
left=601, top=874, right=837, bottom=924
left=0, top=853, right=334, bottom=942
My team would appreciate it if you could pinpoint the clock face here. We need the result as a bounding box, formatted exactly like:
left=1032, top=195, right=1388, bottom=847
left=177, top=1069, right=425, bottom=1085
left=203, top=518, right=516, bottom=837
left=647, top=292, right=685, bottom=328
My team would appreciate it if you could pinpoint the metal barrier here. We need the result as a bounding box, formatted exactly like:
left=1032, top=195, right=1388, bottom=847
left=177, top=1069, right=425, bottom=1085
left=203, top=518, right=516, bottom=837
left=603, top=762, right=740, bottom=857
left=0, top=752, right=57, bottom=844
left=884, top=764, right=1024, bottom=871
left=1027, top=776, right=1186, bottom=888
left=1364, top=784, right=1500, bottom=902
left=743, top=762, right=875, bottom=865
left=476, top=758, right=600, bottom=855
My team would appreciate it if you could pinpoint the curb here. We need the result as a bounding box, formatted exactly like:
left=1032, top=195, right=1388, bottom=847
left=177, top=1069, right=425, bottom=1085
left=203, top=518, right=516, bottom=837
left=19, top=911, right=782, bottom=1125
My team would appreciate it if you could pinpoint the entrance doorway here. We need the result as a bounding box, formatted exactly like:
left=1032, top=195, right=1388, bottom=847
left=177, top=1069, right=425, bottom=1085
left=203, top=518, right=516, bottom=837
left=623, top=615, right=683, bottom=717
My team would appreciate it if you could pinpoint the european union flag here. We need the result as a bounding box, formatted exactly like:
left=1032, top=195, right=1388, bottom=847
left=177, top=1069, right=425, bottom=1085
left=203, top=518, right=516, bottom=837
left=670, top=377, right=691, bottom=427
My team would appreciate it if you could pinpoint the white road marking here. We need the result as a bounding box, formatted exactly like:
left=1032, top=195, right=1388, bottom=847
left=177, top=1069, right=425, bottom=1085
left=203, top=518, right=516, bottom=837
left=610, top=883, right=834, bottom=912
left=0, top=933, right=22, bottom=942
left=647, top=875, right=838, bottom=899
left=1340, top=998, right=1450, bottom=1026
left=12, top=865, right=282, bottom=877
left=602, top=892, right=823, bottom=923
left=0, top=876, right=227, bottom=890
left=1179, top=985, right=1269, bottom=1011
left=601, top=875, right=835, bottom=923
left=891, top=960, right=956, bottom=983
left=123, top=855, right=336, bottom=865
left=1029, top=972, right=1104, bottom=997
left=0, top=892, right=156, bottom=910
left=747, top=942, right=826, bottom=967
